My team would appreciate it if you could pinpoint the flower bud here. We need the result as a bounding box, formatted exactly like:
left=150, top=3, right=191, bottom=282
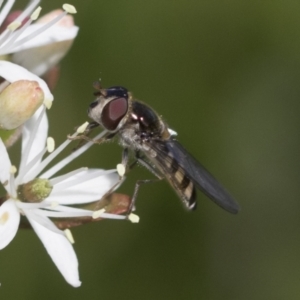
left=17, top=178, right=53, bottom=203
left=0, top=80, right=44, bottom=130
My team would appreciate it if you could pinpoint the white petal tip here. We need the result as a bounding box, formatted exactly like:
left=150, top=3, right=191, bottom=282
left=31, top=6, right=42, bottom=20
left=77, top=122, right=89, bottom=133
left=44, top=99, right=53, bottom=109
left=71, top=280, right=82, bottom=288
left=47, top=137, right=55, bottom=152
left=64, top=229, right=75, bottom=244
left=63, top=4, right=77, bottom=14
left=117, top=164, right=126, bottom=177
left=92, top=209, right=105, bottom=219
left=128, top=213, right=140, bottom=223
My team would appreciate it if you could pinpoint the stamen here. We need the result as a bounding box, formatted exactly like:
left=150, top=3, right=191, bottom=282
left=117, top=164, right=126, bottom=177
left=47, top=137, right=55, bottom=153
left=36, top=210, right=92, bottom=218
left=20, top=202, right=126, bottom=220
left=0, top=0, right=40, bottom=53
left=77, top=121, right=89, bottom=133
left=64, top=229, right=74, bottom=244
left=43, top=99, right=52, bottom=109
left=128, top=213, right=140, bottom=223
left=30, top=6, right=41, bottom=21
left=92, top=209, right=105, bottom=219
left=10, top=9, right=68, bottom=50
left=41, top=205, right=126, bottom=220
left=15, top=147, right=47, bottom=186
left=40, top=130, right=108, bottom=179
left=62, top=4, right=77, bottom=14
left=10, top=165, right=17, bottom=174
left=0, top=19, right=32, bottom=53
left=0, top=0, right=15, bottom=27
left=27, top=130, right=81, bottom=180
left=7, top=21, right=21, bottom=31
left=14, top=0, right=41, bottom=25
left=41, top=205, right=94, bottom=217
left=99, top=212, right=127, bottom=220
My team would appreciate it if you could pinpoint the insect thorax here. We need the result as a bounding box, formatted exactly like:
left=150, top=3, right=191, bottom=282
left=118, top=100, right=164, bottom=152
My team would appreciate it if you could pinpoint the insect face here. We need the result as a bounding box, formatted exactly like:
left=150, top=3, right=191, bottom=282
left=88, top=86, right=129, bottom=132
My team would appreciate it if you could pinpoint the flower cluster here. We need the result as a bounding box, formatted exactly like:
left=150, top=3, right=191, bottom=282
left=0, top=0, right=78, bottom=130
left=0, top=1, right=135, bottom=287
left=0, top=107, right=129, bottom=286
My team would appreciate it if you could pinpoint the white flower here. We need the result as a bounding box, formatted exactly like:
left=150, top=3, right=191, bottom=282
left=0, top=0, right=79, bottom=76
left=0, top=1, right=78, bottom=129
left=0, top=107, right=126, bottom=287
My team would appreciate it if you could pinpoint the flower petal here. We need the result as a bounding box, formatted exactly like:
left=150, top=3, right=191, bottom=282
left=21, top=106, right=48, bottom=165
left=49, top=169, right=119, bottom=204
left=0, top=61, right=53, bottom=102
left=0, top=199, right=20, bottom=250
left=11, top=24, right=79, bottom=76
left=26, top=215, right=81, bottom=287
left=9, top=23, right=79, bottom=52
left=0, top=138, right=12, bottom=194
left=16, top=107, right=48, bottom=185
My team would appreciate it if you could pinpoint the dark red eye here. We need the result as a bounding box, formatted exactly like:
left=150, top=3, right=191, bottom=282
left=101, top=97, right=128, bottom=130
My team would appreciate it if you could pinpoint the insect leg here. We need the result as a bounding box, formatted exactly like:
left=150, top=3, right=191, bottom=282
left=68, top=123, right=115, bottom=151
left=72, top=121, right=100, bottom=139
left=118, top=149, right=144, bottom=177
left=121, top=148, right=129, bottom=168
left=127, top=178, right=162, bottom=215
left=116, top=150, right=164, bottom=216
left=68, top=121, right=100, bottom=150
left=125, top=151, right=163, bottom=215
left=135, top=151, right=164, bottom=179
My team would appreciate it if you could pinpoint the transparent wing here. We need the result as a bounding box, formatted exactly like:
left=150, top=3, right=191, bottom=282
left=141, top=140, right=197, bottom=210
left=146, top=138, right=240, bottom=214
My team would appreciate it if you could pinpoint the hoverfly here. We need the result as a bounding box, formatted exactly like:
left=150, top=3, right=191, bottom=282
left=74, top=82, right=240, bottom=214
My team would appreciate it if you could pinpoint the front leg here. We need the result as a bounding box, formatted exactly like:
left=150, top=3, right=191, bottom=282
left=68, top=122, right=114, bottom=149
left=118, top=150, right=163, bottom=216
left=68, top=134, right=107, bottom=144
left=68, top=121, right=99, bottom=141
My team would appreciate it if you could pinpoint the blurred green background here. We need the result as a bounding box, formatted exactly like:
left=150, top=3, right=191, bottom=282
left=1, top=0, right=300, bottom=299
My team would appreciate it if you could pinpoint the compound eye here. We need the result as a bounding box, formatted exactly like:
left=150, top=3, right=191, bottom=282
left=101, top=97, right=128, bottom=130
